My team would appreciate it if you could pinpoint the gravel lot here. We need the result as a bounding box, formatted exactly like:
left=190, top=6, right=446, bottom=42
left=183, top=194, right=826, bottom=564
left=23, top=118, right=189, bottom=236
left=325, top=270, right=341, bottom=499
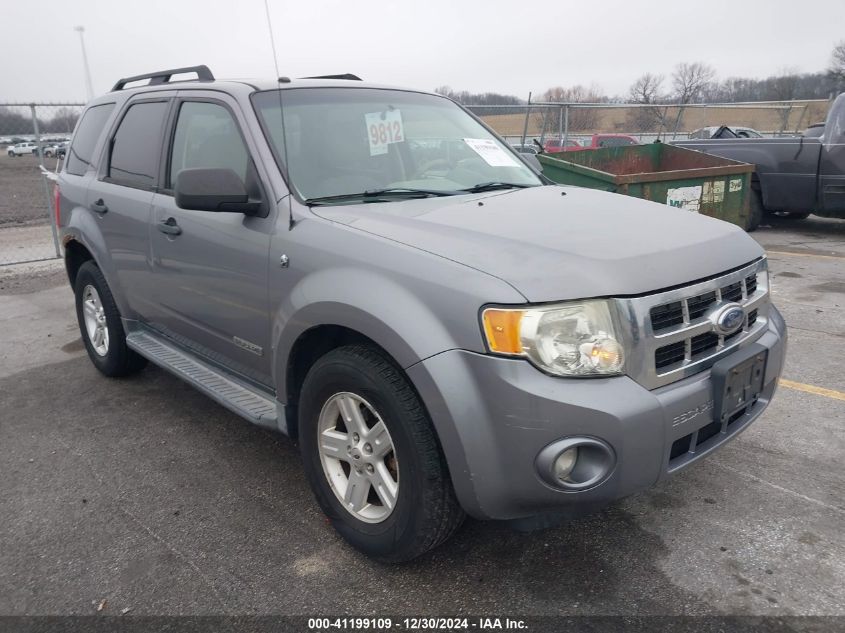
left=0, top=215, right=843, bottom=618
left=0, top=152, right=59, bottom=226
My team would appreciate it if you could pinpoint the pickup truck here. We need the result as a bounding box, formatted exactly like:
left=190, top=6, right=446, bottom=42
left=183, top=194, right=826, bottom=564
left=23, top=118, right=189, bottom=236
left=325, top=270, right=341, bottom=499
left=56, top=65, right=787, bottom=562
left=6, top=141, right=38, bottom=156
left=676, top=93, right=845, bottom=222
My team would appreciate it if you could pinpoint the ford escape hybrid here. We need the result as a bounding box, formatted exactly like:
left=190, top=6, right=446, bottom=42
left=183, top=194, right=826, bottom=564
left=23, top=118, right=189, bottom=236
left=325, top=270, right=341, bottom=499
left=56, top=66, right=787, bottom=562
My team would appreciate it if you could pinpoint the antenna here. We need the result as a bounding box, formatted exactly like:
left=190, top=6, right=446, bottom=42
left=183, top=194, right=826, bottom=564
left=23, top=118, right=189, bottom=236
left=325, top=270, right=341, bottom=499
left=263, top=0, right=295, bottom=229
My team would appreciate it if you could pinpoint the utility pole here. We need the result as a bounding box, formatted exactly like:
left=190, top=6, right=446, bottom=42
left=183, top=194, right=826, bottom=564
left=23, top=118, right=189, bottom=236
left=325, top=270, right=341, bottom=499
left=74, top=26, right=94, bottom=101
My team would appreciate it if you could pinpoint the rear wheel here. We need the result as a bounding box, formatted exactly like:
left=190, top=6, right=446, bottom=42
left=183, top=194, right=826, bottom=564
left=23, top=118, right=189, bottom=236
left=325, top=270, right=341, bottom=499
left=298, top=345, right=464, bottom=562
left=74, top=261, right=147, bottom=377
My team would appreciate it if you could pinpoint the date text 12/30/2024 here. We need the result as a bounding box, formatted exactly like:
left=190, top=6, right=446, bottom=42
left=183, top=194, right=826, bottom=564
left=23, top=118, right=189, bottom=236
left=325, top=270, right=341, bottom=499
left=307, top=617, right=528, bottom=630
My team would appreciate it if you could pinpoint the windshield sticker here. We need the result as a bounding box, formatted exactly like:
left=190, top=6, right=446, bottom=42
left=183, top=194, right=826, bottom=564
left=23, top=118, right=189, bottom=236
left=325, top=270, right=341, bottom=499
left=463, top=138, right=519, bottom=167
left=666, top=186, right=702, bottom=212
left=365, top=109, right=404, bottom=156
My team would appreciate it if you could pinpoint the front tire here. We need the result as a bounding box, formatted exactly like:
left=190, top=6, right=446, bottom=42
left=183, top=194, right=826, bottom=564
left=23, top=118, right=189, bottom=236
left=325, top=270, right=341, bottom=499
left=74, top=261, right=147, bottom=377
left=298, top=345, right=464, bottom=562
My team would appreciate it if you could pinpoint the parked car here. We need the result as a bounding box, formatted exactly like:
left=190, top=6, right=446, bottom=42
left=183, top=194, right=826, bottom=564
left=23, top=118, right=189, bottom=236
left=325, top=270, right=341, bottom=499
left=676, top=93, right=845, bottom=222
left=6, top=141, right=38, bottom=156
left=583, top=133, right=640, bottom=148
left=543, top=137, right=582, bottom=153
left=545, top=134, right=639, bottom=153
left=44, top=142, right=68, bottom=158
left=57, top=65, right=786, bottom=562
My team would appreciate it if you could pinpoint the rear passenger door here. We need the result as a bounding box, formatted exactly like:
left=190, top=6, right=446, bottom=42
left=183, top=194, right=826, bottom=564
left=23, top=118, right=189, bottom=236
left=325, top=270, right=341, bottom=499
left=147, top=93, right=274, bottom=388
left=91, top=96, right=174, bottom=318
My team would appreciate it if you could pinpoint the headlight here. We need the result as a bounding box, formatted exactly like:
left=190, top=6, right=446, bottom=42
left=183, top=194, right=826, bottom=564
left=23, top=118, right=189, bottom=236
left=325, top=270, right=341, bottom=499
left=482, top=300, right=625, bottom=376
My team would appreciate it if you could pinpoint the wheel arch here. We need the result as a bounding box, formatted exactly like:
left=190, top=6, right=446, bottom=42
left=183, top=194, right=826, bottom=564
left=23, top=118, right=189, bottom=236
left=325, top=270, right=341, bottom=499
left=63, top=238, right=95, bottom=288
left=283, top=323, right=406, bottom=437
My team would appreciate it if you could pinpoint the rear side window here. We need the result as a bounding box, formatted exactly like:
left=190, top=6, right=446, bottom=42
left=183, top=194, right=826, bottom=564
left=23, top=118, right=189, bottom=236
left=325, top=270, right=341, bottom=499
left=66, top=103, right=115, bottom=176
left=108, top=101, right=169, bottom=188
left=599, top=137, right=635, bottom=148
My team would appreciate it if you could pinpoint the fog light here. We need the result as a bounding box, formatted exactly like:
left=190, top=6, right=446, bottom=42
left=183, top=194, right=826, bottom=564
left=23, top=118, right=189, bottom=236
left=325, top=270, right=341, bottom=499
left=553, top=447, right=578, bottom=482
left=536, top=437, right=616, bottom=491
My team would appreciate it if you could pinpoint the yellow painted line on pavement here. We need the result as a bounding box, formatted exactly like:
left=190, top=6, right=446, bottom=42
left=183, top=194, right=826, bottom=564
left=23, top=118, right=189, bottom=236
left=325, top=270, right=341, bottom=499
left=780, top=379, right=845, bottom=402
left=767, top=250, right=845, bottom=261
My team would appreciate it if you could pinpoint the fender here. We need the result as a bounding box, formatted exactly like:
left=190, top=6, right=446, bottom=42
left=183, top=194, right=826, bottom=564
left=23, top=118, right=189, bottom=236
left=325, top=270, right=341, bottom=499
left=61, top=206, right=132, bottom=317
left=272, top=265, right=481, bottom=404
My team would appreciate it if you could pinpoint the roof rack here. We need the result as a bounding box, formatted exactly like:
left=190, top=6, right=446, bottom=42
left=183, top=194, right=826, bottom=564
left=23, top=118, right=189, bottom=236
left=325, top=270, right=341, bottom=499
left=301, top=73, right=362, bottom=81
left=111, top=65, right=215, bottom=92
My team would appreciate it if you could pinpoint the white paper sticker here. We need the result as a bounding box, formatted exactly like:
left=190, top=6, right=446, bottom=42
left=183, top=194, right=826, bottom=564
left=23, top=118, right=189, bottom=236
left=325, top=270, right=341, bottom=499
left=463, top=138, right=519, bottom=167
left=666, top=186, right=702, bottom=212
left=729, top=178, right=743, bottom=192
left=365, top=109, right=404, bottom=156
left=702, top=180, right=725, bottom=204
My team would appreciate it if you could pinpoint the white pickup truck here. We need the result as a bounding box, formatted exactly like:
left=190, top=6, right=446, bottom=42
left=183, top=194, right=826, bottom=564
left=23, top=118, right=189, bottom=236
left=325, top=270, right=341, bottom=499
left=6, top=142, right=38, bottom=157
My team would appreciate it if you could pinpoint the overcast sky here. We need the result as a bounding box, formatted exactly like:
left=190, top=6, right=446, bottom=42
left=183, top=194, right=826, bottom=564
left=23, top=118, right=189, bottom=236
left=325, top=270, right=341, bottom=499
left=2, top=0, right=843, bottom=103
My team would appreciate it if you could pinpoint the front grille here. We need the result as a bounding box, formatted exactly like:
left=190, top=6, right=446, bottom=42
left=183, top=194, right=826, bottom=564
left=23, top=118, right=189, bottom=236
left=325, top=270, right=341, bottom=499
left=669, top=405, right=750, bottom=466
left=621, top=259, right=770, bottom=389
left=687, top=291, right=717, bottom=320
left=649, top=301, right=684, bottom=332
left=745, top=274, right=757, bottom=296
left=690, top=332, right=719, bottom=356
left=655, top=341, right=685, bottom=369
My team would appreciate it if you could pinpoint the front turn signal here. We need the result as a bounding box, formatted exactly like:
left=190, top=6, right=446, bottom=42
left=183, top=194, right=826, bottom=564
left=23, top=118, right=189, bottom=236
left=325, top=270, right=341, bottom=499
left=481, top=308, right=524, bottom=355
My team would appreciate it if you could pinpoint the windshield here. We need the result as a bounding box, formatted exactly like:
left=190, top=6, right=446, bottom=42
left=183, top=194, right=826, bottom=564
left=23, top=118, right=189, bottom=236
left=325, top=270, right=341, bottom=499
left=252, top=88, right=541, bottom=203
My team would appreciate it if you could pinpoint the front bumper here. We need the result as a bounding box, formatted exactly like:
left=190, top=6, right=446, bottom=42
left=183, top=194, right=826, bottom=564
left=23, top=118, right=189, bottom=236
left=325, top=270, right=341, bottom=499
left=407, top=306, right=787, bottom=521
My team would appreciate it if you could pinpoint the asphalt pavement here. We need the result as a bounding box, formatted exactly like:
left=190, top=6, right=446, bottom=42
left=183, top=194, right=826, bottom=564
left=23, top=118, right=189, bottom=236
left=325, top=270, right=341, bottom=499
left=0, top=215, right=843, bottom=617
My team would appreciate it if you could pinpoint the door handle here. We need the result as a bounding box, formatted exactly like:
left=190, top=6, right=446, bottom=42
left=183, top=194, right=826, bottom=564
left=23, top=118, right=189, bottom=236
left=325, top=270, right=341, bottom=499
left=157, top=217, right=182, bottom=236
left=90, top=198, right=108, bottom=214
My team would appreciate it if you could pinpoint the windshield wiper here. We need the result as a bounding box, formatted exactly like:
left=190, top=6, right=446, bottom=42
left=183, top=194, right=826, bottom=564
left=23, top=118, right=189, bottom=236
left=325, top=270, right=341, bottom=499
left=460, top=182, right=533, bottom=193
left=305, top=188, right=457, bottom=205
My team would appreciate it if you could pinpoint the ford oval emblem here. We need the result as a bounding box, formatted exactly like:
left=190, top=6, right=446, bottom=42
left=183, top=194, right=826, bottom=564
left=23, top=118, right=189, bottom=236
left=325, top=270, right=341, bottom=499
left=714, top=304, right=745, bottom=335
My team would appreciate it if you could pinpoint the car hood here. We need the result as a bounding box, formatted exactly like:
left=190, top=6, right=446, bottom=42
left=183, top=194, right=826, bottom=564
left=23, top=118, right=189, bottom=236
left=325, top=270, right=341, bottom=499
left=310, top=185, right=763, bottom=302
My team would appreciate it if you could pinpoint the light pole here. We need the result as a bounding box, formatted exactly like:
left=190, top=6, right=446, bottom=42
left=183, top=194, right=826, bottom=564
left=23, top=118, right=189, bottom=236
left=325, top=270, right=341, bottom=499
left=74, top=26, right=94, bottom=100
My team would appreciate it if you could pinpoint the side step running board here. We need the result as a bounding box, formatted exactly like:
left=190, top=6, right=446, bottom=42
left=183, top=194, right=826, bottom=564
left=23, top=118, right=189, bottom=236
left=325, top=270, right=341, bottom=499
left=126, top=329, right=282, bottom=431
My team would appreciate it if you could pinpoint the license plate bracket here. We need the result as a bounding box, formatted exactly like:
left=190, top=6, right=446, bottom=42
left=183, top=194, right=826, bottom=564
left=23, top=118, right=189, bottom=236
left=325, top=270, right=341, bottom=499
left=711, top=343, right=768, bottom=423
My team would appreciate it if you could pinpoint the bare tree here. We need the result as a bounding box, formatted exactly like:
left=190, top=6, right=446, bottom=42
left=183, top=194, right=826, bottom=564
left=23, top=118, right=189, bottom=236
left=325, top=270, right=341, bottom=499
left=669, top=62, right=716, bottom=135
left=830, top=41, right=845, bottom=85
left=671, top=62, right=716, bottom=104
left=627, top=73, right=667, bottom=131
left=629, top=73, right=664, bottom=104
left=541, top=85, right=606, bottom=133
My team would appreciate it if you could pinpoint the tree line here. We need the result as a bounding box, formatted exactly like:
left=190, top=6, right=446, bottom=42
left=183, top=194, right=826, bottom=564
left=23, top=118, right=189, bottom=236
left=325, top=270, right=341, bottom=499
left=436, top=41, right=845, bottom=129
left=0, top=107, right=81, bottom=136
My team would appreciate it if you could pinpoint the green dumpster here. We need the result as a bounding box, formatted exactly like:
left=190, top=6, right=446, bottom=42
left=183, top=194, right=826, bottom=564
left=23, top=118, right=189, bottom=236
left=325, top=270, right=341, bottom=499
left=537, top=144, right=756, bottom=230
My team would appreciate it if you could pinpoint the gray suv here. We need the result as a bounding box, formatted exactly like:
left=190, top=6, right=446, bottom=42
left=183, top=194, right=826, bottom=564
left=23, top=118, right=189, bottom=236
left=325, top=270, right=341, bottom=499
left=56, top=66, right=787, bottom=562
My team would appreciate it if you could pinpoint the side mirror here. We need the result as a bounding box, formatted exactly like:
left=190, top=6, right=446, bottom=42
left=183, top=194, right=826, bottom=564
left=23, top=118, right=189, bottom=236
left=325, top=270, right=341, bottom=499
left=174, top=168, right=261, bottom=213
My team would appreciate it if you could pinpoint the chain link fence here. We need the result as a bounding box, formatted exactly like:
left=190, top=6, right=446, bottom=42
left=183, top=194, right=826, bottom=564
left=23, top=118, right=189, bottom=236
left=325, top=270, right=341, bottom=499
left=0, top=103, right=85, bottom=266
left=467, top=99, right=832, bottom=148
left=0, top=99, right=834, bottom=265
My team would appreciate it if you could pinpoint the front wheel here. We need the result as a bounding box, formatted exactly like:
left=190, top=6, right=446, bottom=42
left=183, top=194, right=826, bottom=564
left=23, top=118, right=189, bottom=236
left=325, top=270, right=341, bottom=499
left=298, top=345, right=464, bottom=562
left=74, top=261, right=147, bottom=377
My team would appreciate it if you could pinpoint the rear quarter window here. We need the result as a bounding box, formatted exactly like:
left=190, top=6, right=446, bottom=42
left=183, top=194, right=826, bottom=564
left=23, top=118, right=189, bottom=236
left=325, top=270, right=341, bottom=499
left=65, top=103, right=115, bottom=176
